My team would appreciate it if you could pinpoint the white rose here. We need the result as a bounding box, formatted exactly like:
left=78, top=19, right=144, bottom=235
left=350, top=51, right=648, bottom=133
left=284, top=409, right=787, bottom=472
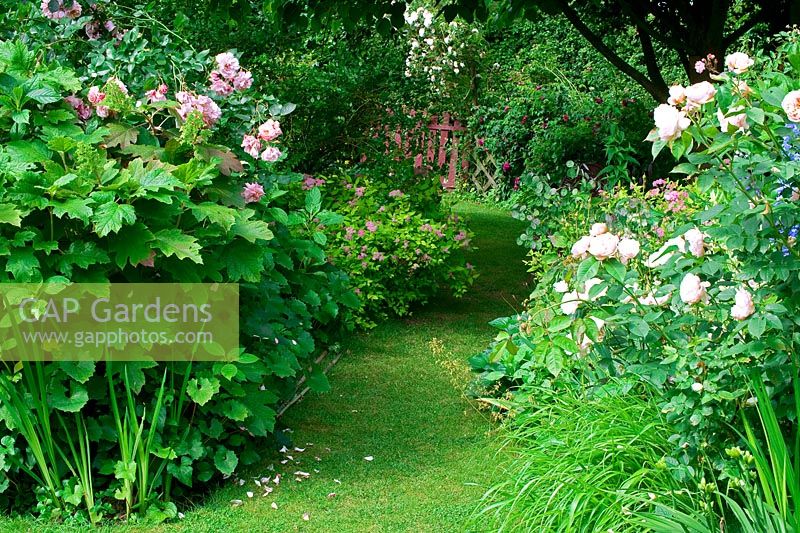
left=553, top=280, right=569, bottom=293
left=725, top=52, right=754, bottom=74
left=560, top=291, right=581, bottom=315
left=685, top=81, right=717, bottom=108
left=717, top=106, right=748, bottom=132
left=782, top=90, right=800, bottom=122
left=590, top=222, right=608, bottom=236
left=679, top=273, right=709, bottom=305
left=571, top=235, right=592, bottom=258
left=617, top=238, right=640, bottom=263
left=667, top=85, right=686, bottom=106
left=653, top=104, right=690, bottom=142
left=684, top=228, right=706, bottom=257
left=730, top=288, right=755, bottom=320
left=588, top=233, right=619, bottom=261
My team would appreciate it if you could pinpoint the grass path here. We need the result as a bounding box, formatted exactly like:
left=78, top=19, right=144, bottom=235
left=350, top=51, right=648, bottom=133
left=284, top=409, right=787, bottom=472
left=1, top=202, right=530, bottom=533
left=164, top=202, right=531, bottom=532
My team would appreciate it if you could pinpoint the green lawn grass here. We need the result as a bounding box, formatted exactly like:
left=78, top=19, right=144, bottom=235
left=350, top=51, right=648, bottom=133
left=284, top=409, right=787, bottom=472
left=0, top=202, right=530, bottom=533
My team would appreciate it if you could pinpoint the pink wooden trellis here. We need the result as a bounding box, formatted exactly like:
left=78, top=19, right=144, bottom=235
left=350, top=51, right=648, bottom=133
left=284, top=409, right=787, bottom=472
left=381, top=112, right=470, bottom=190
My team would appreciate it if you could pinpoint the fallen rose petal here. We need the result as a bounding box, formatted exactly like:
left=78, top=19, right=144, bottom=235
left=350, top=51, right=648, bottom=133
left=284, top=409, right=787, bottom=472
left=247, top=491, right=254, bottom=498
left=327, top=492, right=336, bottom=499
left=364, top=456, right=374, bottom=461
left=271, top=502, right=278, bottom=510
left=302, top=513, right=310, bottom=521
left=230, top=499, right=243, bottom=507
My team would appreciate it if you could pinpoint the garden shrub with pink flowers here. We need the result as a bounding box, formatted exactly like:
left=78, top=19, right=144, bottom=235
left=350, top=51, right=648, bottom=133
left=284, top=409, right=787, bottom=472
left=290, top=163, right=476, bottom=328
left=474, top=31, right=800, bottom=528
left=0, top=10, right=359, bottom=526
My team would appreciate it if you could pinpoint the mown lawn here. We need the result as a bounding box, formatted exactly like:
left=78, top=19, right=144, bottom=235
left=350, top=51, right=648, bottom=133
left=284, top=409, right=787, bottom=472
left=0, top=202, right=530, bottom=533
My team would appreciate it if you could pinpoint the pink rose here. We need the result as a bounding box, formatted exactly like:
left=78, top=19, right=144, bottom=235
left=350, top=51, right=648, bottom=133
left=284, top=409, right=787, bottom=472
left=725, top=52, right=754, bottom=74
left=684, top=228, right=706, bottom=257
left=560, top=291, right=581, bottom=315
left=209, top=71, right=234, bottom=96
left=588, top=233, right=619, bottom=261
left=95, top=105, right=110, bottom=118
left=679, top=273, right=709, bottom=305
left=730, top=288, right=755, bottom=320
left=694, top=60, right=706, bottom=74
left=782, top=90, right=800, bottom=122
left=653, top=104, right=690, bottom=142
left=685, top=81, right=717, bottom=108
left=241, top=135, right=262, bottom=158
left=241, top=182, right=265, bottom=203
left=260, top=146, right=282, bottom=162
left=667, top=85, right=686, bottom=106
left=571, top=235, right=592, bottom=259
left=590, top=222, right=608, bottom=236
left=233, top=70, right=253, bottom=91
left=215, top=52, right=240, bottom=79
left=617, top=238, right=640, bottom=263
left=87, top=86, right=105, bottom=105
left=108, top=77, right=128, bottom=95
left=258, top=119, right=282, bottom=141
left=717, top=106, right=748, bottom=132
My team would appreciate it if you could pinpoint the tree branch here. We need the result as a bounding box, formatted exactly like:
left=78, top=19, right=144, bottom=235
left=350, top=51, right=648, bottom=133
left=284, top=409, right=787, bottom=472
left=722, top=12, right=765, bottom=50
left=557, top=0, right=667, bottom=101
left=638, top=28, right=666, bottom=91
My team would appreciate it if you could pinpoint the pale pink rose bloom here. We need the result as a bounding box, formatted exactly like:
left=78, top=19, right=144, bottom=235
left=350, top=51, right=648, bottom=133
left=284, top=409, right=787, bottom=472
left=730, top=288, right=755, bottom=320
left=782, top=90, right=800, bottom=122
left=241, top=135, right=262, bottom=158
left=617, top=238, right=640, bottom=263
left=590, top=222, right=608, bottom=236
left=260, top=146, right=282, bottom=162
left=95, top=105, right=110, bottom=118
left=684, top=228, right=706, bottom=257
left=258, top=119, right=282, bottom=141
left=679, top=273, right=709, bottom=305
left=640, top=292, right=671, bottom=306
left=717, top=106, right=748, bottom=132
left=653, top=104, right=690, bottom=142
left=215, top=52, right=240, bottom=79
left=233, top=70, right=253, bottom=90
left=87, top=86, right=105, bottom=105
left=145, top=84, right=168, bottom=103
left=725, top=52, right=754, bottom=74
left=65, top=96, right=92, bottom=120
left=685, top=81, right=717, bottom=108
left=553, top=280, right=569, bottom=293
left=560, top=291, right=581, bottom=315
left=241, top=182, right=265, bottom=203
left=667, top=85, right=686, bottom=106
left=588, top=233, right=619, bottom=261
left=694, top=60, right=706, bottom=74
left=104, top=20, right=116, bottom=32
left=571, top=235, right=592, bottom=259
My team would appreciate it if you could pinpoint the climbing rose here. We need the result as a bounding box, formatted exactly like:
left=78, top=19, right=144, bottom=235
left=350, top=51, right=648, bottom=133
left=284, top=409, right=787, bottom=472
left=684, top=228, right=706, bottom=257
left=84, top=21, right=101, bottom=40
left=725, top=52, right=754, bottom=74
left=590, top=222, right=608, bottom=236
left=684, top=81, right=717, bottom=108
left=145, top=84, right=168, bottom=103
left=782, top=90, right=800, bottom=122
left=241, top=182, right=265, bottom=203
left=588, top=233, right=619, bottom=261
left=617, top=238, right=640, bottom=263
left=667, top=85, right=686, bottom=106
left=209, top=71, right=233, bottom=96
left=258, top=119, right=282, bottom=141
left=388, top=189, right=404, bottom=198
left=502, top=161, right=511, bottom=172
left=260, top=146, right=282, bottom=162
left=87, top=86, right=105, bottom=105
left=694, top=60, right=705, bottom=74
left=653, top=104, right=690, bottom=142
left=176, top=92, right=221, bottom=126
left=646, top=236, right=687, bottom=268
left=232, top=70, right=253, bottom=90
left=717, top=106, right=748, bottom=132
left=730, top=288, right=755, bottom=321
left=571, top=235, right=592, bottom=259
left=215, top=52, right=240, bottom=79
left=41, top=0, right=81, bottom=20
left=241, top=135, right=262, bottom=158
left=65, top=96, right=92, bottom=120
left=679, top=273, right=709, bottom=305
left=95, top=105, right=109, bottom=118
